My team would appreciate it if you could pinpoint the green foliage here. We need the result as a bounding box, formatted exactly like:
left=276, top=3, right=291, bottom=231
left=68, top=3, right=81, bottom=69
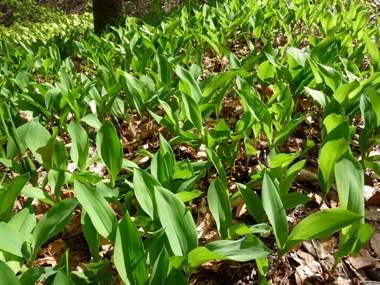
left=0, top=0, right=377, bottom=282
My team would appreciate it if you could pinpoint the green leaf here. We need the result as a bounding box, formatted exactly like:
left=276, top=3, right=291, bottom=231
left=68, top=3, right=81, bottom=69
left=151, top=150, right=171, bottom=190
left=80, top=114, right=102, bottom=129
left=318, top=139, right=350, bottom=191
left=237, top=183, right=264, bottom=223
left=97, top=120, right=123, bottom=188
left=0, top=222, right=31, bottom=259
left=149, top=247, right=169, bottom=285
left=317, top=64, right=342, bottom=92
left=0, top=260, right=22, bottom=285
left=165, top=267, right=188, bottom=285
left=0, top=174, right=30, bottom=222
left=36, top=126, right=58, bottom=170
left=133, top=169, right=162, bottom=219
left=281, top=209, right=362, bottom=257
left=48, top=169, right=71, bottom=202
left=206, top=147, right=227, bottom=188
left=67, top=121, right=89, bottom=172
left=176, top=65, right=202, bottom=103
left=208, top=178, right=232, bottom=240
left=204, top=234, right=272, bottom=262
left=114, top=212, right=149, bottom=285
left=173, top=161, right=193, bottom=180
left=181, top=93, right=204, bottom=135
left=74, top=179, right=117, bottom=243
left=237, top=89, right=272, bottom=139
left=202, top=70, right=241, bottom=100
left=24, top=120, right=50, bottom=165
left=53, top=268, right=75, bottom=285
left=21, top=186, right=55, bottom=206
left=176, top=190, right=202, bottom=203
left=362, top=31, right=379, bottom=72
left=228, top=223, right=271, bottom=240
left=155, top=186, right=198, bottom=256
left=31, top=198, right=79, bottom=252
left=281, top=192, right=310, bottom=211
left=8, top=206, right=35, bottom=239
left=81, top=209, right=100, bottom=262
left=19, top=267, right=44, bottom=285
left=261, top=172, right=288, bottom=249
left=257, top=61, right=275, bottom=91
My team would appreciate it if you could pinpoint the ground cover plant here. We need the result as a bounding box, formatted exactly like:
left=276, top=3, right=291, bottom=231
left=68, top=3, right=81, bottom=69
left=1, top=0, right=380, bottom=284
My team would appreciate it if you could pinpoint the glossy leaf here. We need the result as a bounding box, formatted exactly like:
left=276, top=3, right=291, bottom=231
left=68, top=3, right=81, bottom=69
left=155, top=186, right=197, bottom=256
left=97, top=120, right=123, bottom=188
left=74, top=179, right=117, bottom=243
left=114, top=212, right=149, bottom=285
left=67, top=120, right=89, bottom=172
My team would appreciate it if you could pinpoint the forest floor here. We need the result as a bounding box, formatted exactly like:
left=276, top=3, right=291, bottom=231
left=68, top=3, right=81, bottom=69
left=1, top=1, right=380, bottom=285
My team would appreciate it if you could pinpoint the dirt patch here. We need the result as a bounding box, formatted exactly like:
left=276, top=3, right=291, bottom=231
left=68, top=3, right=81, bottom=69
left=0, top=4, right=15, bottom=28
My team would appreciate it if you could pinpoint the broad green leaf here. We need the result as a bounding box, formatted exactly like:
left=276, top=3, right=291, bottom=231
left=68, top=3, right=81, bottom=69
left=317, top=64, right=342, bottom=92
left=67, top=121, right=89, bottom=172
left=97, top=120, right=123, bottom=188
left=24, top=120, right=50, bottom=165
left=155, top=186, right=197, bottom=256
left=165, top=267, right=188, bottom=285
left=206, top=148, right=227, bottom=188
left=133, top=169, right=162, bottom=219
left=8, top=206, right=35, bottom=239
left=0, top=222, right=31, bottom=259
left=80, top=114, right=102, bottom=129
left=151, top=150, right=171, bottom=190
left=279, top=160, right=307, bottom=196
left=202, top=70, right=241, bottom=100
left=0, top=260, right=22, bottom=285
left=261, top=172, right=288, bottom=249
left=36, top=126, right=58, bottom=170
left=362, top=31, right=379, bottom=72
left=0, top=174, right=30, bottom=222
left=114, top=212, right=149, bottom=285
left=281, top=209, right=362, bottom=257
left=257, top=61, right=275, bottom=90
left=176, top=65, right=202, bottom=103
left=228, top=223, right=271, bottom=240
left=21, top=186, right=55, bottom=206
left=273, top=113, right=308, bottom=147
left=237, top=183, right=264, bottom=223
left=149, top=247, right=169, bottom=285
left=173, top=161, right=193, bottom=180
left=318, top=139, right=349, bottom=191
left=335, top=151, right=364, bottom=218
left=19, top=267, right=44, bottom=285
left=48, top=169, right=71, bottom=202
left=281, top=192, right=310, bottom=211
left=237, top=89, right=272, bottom=137
left=176, top=190, right=202, bottom=203
left=53, top=268, right=75, bottom=285
left=187, top=234, right=272, bottom=270
left=81, top=209, right=100, bottom=263
left=31, top=198, right=79, bottom=252
left=207, top=178, right=232, bottom=240
left=181, top=93, right=204, bottom=135
left=204, top=234, right=272, bottom=263
left=74, top=179, right=117, bottom=243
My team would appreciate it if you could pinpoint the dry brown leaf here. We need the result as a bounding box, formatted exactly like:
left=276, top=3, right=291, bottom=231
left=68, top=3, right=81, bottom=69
left=365, top=206, right=380, bottom=221
left=347, top=250, right=376, bottom=270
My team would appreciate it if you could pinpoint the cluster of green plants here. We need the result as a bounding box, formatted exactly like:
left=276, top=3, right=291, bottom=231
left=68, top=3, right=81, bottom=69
left=0, top=0, right=93, bottom=45
left=0, top=0, right=379, bottom=283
